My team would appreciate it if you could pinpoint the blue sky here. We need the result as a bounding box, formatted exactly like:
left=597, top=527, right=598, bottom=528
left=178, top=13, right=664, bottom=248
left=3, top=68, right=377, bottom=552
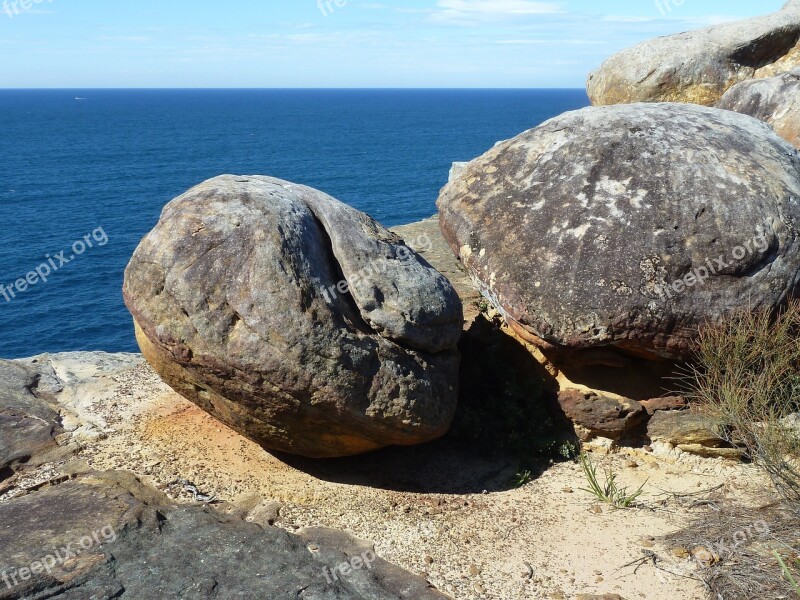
left=0, top=0, right=787, bottom=87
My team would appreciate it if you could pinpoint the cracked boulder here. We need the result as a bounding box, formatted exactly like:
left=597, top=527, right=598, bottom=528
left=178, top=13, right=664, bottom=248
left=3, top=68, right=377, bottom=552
left=123, top=175, right=462, bottom=458
left=587, top=0, right=800, bottom=106
left=437, top=103, right=800, bottom=360
left=717, top=68, right=800, bottom=149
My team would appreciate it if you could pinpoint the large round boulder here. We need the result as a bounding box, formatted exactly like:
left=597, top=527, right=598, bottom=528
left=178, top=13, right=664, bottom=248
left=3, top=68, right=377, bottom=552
left=717, top=68, right=800, bottom=149
left=587, top=0, right=800, bottom=106
left=437, top=103, right=800, bottom=360
left=124, top=175, right=463, bottom=458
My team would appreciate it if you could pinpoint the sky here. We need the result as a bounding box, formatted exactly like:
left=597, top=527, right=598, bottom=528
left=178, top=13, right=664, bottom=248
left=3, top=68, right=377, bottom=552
left=0, top=0, right=788, bottom=88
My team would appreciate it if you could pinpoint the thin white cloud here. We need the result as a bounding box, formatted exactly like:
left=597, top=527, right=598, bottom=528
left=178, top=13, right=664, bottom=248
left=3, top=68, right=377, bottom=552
left=603, top=14, right=744, bottom=25
left=685, top=14, right=745, bottom=26
left=602, top=15, right=658, bottom=23
left=95, top=36, right=154, bottom=43
left=496, top=38, right=605, bottom=45
left=432, top=0, right=564, bottom=24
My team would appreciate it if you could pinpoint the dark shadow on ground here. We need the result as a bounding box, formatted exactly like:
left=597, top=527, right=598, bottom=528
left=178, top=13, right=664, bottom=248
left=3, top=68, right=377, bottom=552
left=279, top=313, right=580, bottom=495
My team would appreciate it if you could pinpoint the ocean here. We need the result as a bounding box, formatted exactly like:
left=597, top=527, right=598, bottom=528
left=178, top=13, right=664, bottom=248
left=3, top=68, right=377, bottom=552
left=0, top=89, right=589, bottom=358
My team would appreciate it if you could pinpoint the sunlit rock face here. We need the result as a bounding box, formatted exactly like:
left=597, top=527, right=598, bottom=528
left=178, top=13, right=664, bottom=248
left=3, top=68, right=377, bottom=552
left=437, top=103, right=800, bottom=361
left=587, top=1, right=800, bottom=107
left=124, top=175, right=463, bottom=458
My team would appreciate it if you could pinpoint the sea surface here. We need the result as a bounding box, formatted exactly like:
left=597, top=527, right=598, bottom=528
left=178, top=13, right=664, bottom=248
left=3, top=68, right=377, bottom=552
left=0, top=89, right=589, bottom=358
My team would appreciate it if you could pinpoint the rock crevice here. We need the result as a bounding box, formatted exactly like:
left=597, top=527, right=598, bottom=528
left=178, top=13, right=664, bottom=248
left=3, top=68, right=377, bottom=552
left=124, top=175, right=463, bottom=458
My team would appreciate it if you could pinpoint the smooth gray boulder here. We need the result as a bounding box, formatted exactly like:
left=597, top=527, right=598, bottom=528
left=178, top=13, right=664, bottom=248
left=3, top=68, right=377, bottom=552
left=587, top=0, right=800, bottom=106
left=123, top=175, right=462, bottom=458
left=717, top=68, right=800, bottom=149
left=437, top=103, right=800, bottom=360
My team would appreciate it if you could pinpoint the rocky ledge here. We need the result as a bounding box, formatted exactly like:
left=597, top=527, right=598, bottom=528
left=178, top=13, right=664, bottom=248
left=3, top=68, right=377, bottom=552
left=0, top=349, right=760, bottom=600
left=0, top=355, right=449, bottom=600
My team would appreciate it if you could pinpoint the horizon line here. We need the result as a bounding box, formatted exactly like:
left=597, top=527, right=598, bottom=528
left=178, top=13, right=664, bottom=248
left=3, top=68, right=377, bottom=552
left=0, top=87, right=589, bottom=91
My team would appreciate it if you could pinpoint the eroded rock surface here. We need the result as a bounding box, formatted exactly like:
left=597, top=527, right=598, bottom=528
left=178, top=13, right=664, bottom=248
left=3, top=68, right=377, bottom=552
left=647, top=412, right=726, bottom=448
left=640, top=396, right=688, bottom=416
left=124, top=175, right=462, bottom=458
left=0, top=355, right=452, bottom=599
left=0, top=470, right=449, bottom=600
left=717, top=68, right=800, bottom=149
left=587, top=0, right=800, bottom=106
left=557, top=390, right=646, bottom=441
left=437, top=103, right=800, bottom=360
left=647, top=411, right=742, bottom=459
left=393, top=216, right=482, bottom=325
left=0, top=359, right=71, bottom=483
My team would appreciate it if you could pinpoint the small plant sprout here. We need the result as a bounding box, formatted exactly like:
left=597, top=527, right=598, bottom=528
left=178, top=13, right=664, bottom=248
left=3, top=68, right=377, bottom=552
left=774, top=550, right=800, bottom=596
left=579, top=453, right=647, bottom=509
left=513, top=469, right=533, bottom=488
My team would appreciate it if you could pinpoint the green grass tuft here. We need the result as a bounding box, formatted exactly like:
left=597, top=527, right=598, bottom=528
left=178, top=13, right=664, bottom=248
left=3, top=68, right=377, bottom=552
left=579, top=453, right=647, bottom=509
left=774, top=550, right=800, bottom=596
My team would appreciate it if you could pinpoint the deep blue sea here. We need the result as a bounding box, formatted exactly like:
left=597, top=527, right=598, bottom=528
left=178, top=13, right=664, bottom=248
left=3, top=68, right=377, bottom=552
left=0, top=89, right=588, bottom=358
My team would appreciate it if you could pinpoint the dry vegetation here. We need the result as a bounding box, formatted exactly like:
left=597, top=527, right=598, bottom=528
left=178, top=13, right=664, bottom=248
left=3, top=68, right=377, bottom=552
left=675, top=300, right=800, bottom=598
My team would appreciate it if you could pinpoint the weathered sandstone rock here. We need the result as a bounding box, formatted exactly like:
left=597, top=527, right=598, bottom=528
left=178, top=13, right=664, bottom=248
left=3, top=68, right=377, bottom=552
left=557, top=390, right=646, bottom=440
left=124, top=175, right=462, bottom=458
left=437, top=103, right=800, bottom=360
left=640, top=396, right=688, bottom=416
left=587, top=0, right=800, bottom=106
left=0, top=470, right=450, bottom=599
left=0, top=359, right=72, bottom=482
left=647, top=411, right=742, bottom=458
left=647, top=412, right=726, bottom=448
left=393, top=216, right=482, bottom=325
left=717, top=68, right=800, bottom=149
left=449, top=162, right=469, bottom=183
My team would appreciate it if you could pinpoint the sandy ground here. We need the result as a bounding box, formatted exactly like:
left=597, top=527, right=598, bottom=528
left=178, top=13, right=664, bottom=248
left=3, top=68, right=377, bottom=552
left=7, top=351, right=772, bottom=600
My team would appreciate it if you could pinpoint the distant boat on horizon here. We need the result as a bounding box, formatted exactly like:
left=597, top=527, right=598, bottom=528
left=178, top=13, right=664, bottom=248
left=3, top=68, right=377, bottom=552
left=74, top=97, right=86, bottom=101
